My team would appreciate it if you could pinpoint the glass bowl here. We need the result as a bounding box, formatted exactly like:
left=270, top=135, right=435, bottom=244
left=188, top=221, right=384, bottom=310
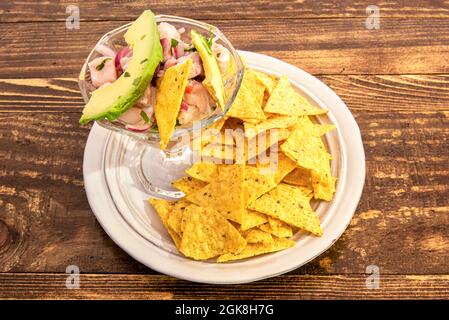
left=78, top=14, right=244, bottom=197
left=79, top=14, right=243, bottom=149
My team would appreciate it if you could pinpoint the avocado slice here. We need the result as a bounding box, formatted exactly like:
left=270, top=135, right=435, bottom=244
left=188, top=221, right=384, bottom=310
left=80, top=10, right=163, bottom=124
left=191, top=30, right=225, bottom=110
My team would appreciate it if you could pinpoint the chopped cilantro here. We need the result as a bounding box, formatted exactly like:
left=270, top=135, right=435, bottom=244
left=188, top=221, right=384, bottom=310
left=124, top=71, right=130, bottom=77
left=95, top=57, right=111, bottom=71
left=171, top=38, right=179, bottom=48
left=140, top=111, right=150, bottom=123
left=140, top=58, right=148, bottom=64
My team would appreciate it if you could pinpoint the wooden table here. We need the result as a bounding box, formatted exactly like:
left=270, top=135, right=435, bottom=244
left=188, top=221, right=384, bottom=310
left=0, top=0, right=448, bottom=300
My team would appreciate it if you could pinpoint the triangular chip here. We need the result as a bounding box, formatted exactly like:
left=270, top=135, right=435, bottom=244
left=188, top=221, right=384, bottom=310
left=311, top=169, right=337, bottom=201
left=241, top=209, right=268, bottom=231
left=188, top=164, right=246, bottom=223
left=259, top=217, right=293, bottom=238
left=226, top=70, right=266, bottom=122
left=281, top=126, right=331, bottom=174
left=172, top=176, right=207, bottom=195
left=167, top=200, right=191, bottom=236
left=192, top=118, right=225, bottom=150
left=242, top=228, right=273, bottom=244
left=244, top=166, right=277, bottom=205
left=257, top=152, right=296, bottom=184
left=149, top=198, right=181, bottom=248
left=248, top=183, right=322, bottom=236
left=264, top=76, right=327, bottom=116
left=185, top=162, right=218, bottom=183
left=154, top=59, right=192, bottom=149
left=244, top=115, right=298, bottom=139
left=217, top=237, right=295, bottom=262
left=283, top=166, right=312, bottom=187
left=180, top=205, right=246, bottom=260
left=252, top=70, right=277, bottom=95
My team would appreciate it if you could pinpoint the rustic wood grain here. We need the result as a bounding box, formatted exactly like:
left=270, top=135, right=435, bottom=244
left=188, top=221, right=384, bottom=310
left=2, top=0, right=449, bottom=22
left=3, top=75, right=449, bottom=113
left=2, top=18, right=449, bottom=78
left=0, top=274, right=448, bottom=299
left=0, top=111, right=447, bottom=275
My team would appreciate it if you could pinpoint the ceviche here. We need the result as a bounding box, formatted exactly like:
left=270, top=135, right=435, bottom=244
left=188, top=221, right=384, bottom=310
left=80, top=10, right=232, bottom=148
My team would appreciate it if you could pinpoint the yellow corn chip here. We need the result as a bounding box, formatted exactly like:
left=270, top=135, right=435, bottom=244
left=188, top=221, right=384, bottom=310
left=154, top=59, right=193, bottom=149
left=167, top=200, right=191, bottom=236
left=186, top=162, right=218, bottom=183
left=188, top=164, right=246, bottom=223
left=191, top=118, right=226, bottom=150
left=315, top=124, right=336, bottom=136
left=241, top=209, right=268, bottom=231
left=180, top=205, right=246, bottom=260
left=248, top=183, right=322, bottom=236
left=226, top=70, right=266, bottom=122
left=217, top=237, right=295, bottom=262
left=257, top=152, right=296, bottom=184
left=283, top=166, right=312, bottom=187
left=172, top=176, right=207, bottom=195
left=149, top=198, right=181, bottom=248
left=201, top=143, right=236, bottom=163
left=264, top=76, right=327, bottom=116
left=281, top=126, right=332, bottom=174
left=246, top=128, right=291, bottom=161
left=311, top=169, right=337, bottom=201
left=244, top=115, right=298, bottom=139
left=244, top=166, right=277, bottom=205
left=259, top=217, right=293, bottom=238
left=253, top=70, right=277, bottom=95
left=243, top=228, right=273, bottom=244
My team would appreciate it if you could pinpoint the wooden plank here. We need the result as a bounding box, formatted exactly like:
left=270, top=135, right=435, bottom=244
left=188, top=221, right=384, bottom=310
left=2, top=0, right=449, bottom=22
left=2, top=75, right=449, bottom=113
left=0, top=273, right=448, bottom=299
left=0, top=111, right=448, bottom=274
left=2, top=18, right=449, bottom=77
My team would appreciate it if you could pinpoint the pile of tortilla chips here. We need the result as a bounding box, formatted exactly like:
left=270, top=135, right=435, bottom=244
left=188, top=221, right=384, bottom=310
left=149, top=68, right=337, bottom=262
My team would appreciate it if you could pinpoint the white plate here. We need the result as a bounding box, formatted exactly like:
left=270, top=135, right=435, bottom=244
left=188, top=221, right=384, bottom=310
left=83, top=51, right=365, bottom=284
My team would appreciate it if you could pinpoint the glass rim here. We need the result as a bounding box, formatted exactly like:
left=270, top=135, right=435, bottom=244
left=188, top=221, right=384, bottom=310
left=79, top=14, right=245, bottom=141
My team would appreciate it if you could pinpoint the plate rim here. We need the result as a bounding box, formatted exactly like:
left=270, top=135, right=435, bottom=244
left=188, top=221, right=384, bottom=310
left=83, top=50, right=365, bottom=284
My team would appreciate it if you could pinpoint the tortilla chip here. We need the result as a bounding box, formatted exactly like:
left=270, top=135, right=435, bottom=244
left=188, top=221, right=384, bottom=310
left=315, top=124, right=336, bottom=136
left=244, top=115, right=298, bottom=140
left=186, top=162, right=218, bottom=183
left=172, top=176, right=207, bottom=195
left=244, top=166, right=277, bottom=205
left=241, top=209, right=268, bottom=231
left=283, top=166, right=312, bottom=187
left=252, top=70, right=277, bottom=95
left=264, top=76, right=327, bottom=116
left=192, top=118, right=226, bottom=150
left=259, top=217, right=293, bottom=238
left=167, top=200, right=191, bottom=236
left=257, top=152, right=296, bottom=184
left=180, top=205, right=246, bottom=260
left=243, top=228, right=273, bottom=244
left=217, top=236, right=295, bottom=262
left=201, top=143, right=236, bottom=164
left=154, top=59, right=193, bottom=149
left=226, top=70, right=266, bottom=122
left=149, top=198, right=181, bottom=248
left=188, top=164, right=246, bottom=223
left=246, top=128, right=291, bottom=161
left=248, top=183, right=322, bottom=236
left=281, top=126, right=332, bottom=174
left=311, top=169, right=337, bottom=201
